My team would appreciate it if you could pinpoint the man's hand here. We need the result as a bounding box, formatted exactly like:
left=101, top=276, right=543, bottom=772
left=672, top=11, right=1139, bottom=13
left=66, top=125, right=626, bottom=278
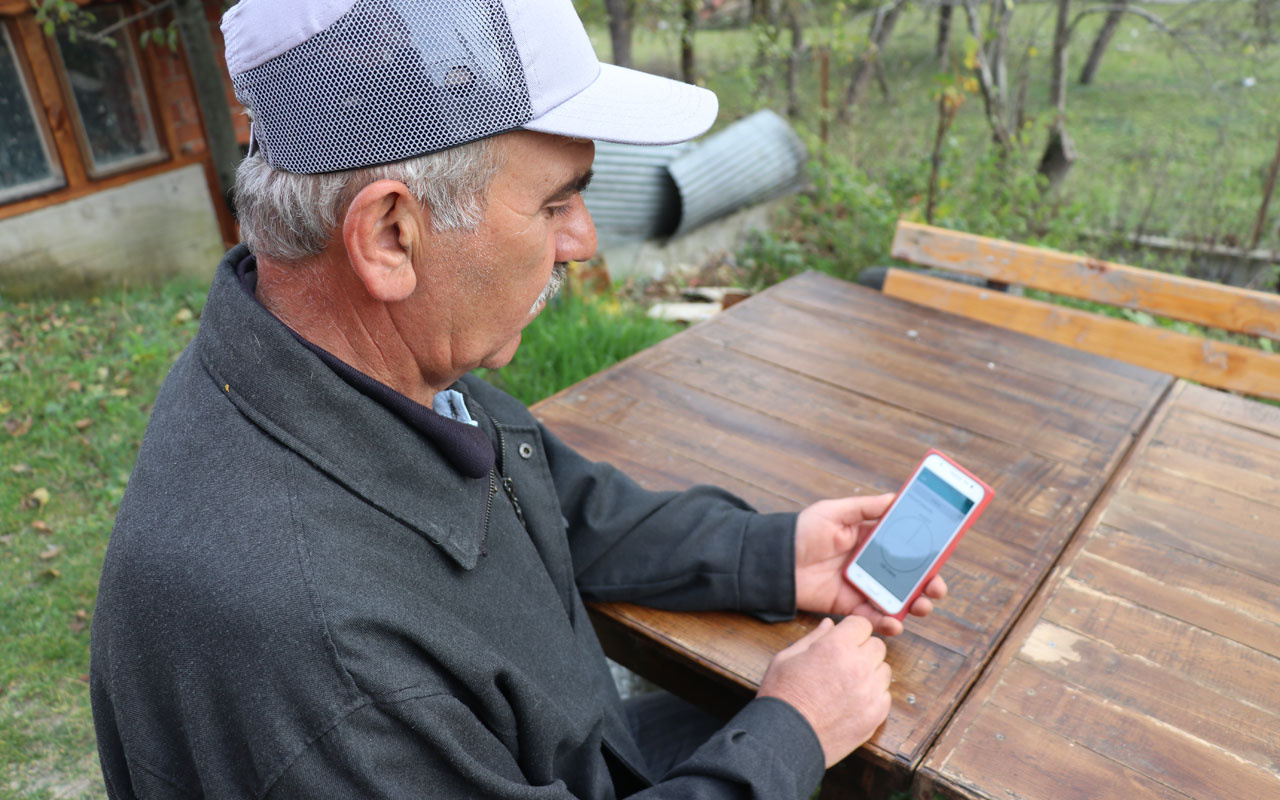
left=794, top=494, right=947, bottom=637
left=757, top=616, right=891, bottom=767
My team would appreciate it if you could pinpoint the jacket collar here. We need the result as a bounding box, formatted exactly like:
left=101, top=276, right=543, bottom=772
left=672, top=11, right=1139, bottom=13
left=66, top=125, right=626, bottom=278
left=195, top=245, right=494, bottom=570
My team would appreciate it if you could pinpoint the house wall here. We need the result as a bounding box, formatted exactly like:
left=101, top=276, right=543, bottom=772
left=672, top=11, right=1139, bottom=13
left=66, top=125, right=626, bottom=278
left=1, top=1, right=241, bottom=296
left=0, top=164, right=223, bottom=297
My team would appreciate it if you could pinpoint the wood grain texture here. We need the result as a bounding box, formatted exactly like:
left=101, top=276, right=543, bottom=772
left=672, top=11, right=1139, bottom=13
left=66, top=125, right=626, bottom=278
left=919, top=381, right=1280, bottom=800
left=891, top=220, right=1280, bottom=341
left=883, top=268, right=1280, bottom=401
left=531, top=272, right=1173, bottom=787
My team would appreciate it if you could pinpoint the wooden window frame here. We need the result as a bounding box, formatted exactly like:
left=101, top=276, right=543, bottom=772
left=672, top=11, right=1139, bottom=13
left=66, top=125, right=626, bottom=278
left=0, top=20, right=66, bottom=204
left=47, top=2, right=169, bottom=180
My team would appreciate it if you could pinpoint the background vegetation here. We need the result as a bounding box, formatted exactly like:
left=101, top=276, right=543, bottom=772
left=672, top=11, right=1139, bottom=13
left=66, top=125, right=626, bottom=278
left=4, top=0, right=1279, bottom=796
left=581, top=0, right=1280, bottom=289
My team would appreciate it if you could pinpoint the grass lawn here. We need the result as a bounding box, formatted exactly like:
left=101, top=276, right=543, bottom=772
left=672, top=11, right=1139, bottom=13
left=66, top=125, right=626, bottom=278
left=1, top=281, right=207, bottom=798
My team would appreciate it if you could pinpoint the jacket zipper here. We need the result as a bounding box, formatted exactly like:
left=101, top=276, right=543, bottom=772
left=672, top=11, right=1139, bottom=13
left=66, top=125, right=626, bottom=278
left=480, top=469, right=497, bottom=557
left=492, top=420, right=526, bottom=528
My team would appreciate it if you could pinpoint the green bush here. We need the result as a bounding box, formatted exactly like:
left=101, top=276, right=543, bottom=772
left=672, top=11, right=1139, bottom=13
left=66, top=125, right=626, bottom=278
left=476, top=290, right=680, bottom=405
left=738, top=142, right=1088, bottom=286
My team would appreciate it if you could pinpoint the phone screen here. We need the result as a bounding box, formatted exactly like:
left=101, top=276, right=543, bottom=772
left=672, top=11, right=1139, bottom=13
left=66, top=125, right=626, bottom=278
left=853, top=467, right=975, bottom=602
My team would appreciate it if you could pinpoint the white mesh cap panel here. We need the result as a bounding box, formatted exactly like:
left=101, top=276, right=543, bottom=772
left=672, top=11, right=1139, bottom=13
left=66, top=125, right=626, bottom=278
left=231, top=0, right=532, bottom=174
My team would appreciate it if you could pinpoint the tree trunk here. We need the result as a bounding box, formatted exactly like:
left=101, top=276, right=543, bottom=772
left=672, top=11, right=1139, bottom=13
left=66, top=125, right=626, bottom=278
left=990, top=0, right=1014, bottom=109
left=1256, top=0, right=1275, bottom=45
left=1249, top=126, right=1280, bottom=249
left=1079, top=5, right=1125, bottom=85
left=1040, top=0, right=1076, bottom=190
left=786, top=1, right=805, bottom=118
left=681, top=0, right=697, bottom=84
left=927, top=91, right=963, bottom=223
left=751, top=0, right=776, bottom=25
left=173, top=0, right=239, bottom=214
left=753, top=4, right=783, bottom=100
left=960, top=0, right=1013, bottom=151
left=1048, top=0, right=1070, bottom=114
left=839, top=0, right=904, bottom=121
left=936, top=4, right=953, bottom=66
left=1038, top=121, right=1077, bottom=192
left=604, top=0, right=632, bottom=68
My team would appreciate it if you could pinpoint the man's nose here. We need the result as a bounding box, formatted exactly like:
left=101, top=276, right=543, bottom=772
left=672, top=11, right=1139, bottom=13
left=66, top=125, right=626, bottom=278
left=556, top=196, right=598, bottom=264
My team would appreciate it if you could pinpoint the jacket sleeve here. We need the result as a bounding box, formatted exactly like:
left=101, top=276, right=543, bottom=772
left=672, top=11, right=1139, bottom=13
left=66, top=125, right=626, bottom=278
left=264, top=693, right=825, bottom=800
left=539, top=422, right=798, bottom=619
left=633, top=698, right=826, bottom=800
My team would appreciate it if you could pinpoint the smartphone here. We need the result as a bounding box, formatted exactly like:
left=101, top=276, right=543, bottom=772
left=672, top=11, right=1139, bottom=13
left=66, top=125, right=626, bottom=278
left=843, top=450, right=993, bottom=620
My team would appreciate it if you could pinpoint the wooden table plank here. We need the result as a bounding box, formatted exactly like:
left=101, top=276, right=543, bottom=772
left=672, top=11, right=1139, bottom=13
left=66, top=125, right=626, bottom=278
left=918, top=381, right=1280, bottom=800
left=531, top=272, right=1173, bottom=792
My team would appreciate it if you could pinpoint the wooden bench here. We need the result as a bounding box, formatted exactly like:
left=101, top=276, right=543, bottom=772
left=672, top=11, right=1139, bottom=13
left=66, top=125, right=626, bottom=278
left=882, top=221, right=1280, bottom=401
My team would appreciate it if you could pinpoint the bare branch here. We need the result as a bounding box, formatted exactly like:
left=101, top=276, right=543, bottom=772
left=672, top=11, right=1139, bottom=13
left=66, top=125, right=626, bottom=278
left=82, top=0, right=175, bottom=44
left=1068, top=3, right=1172, bottom=37
left=960, top=0, right=1013, bottom=150
left=1066, top=3, right=1209, bottom=74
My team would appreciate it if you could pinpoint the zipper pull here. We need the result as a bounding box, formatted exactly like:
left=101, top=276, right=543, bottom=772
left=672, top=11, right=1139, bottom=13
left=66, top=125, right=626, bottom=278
left=501, top=476, right=526, bottom=528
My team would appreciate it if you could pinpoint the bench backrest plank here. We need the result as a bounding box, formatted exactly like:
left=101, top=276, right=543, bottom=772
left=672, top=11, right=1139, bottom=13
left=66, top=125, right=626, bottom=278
left=891, top=221, right=1280, bottom=342
left=883, top=268, right=1280, bottom=401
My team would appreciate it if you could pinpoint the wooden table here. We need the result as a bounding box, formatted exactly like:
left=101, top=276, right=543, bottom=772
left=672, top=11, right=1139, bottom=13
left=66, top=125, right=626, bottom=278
left=531, top=271, right=1174, bottom=794
left=917, top=380, right=1280, bottom=800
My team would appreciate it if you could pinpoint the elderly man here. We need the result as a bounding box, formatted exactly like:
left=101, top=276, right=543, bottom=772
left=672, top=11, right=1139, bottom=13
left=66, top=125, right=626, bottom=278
left=90, top=1, right=944, bottom=798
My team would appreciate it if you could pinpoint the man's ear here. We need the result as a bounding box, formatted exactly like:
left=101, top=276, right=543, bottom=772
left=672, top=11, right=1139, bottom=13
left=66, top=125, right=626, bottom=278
left=342, top=180, right=426, bottom=303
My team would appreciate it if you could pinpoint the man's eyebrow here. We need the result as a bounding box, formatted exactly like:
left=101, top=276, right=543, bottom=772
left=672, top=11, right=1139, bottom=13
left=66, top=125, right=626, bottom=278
left=545, top=169, right=594, bottom=204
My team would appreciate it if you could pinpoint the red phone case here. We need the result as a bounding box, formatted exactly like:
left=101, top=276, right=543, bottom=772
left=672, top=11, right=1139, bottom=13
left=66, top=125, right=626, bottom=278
left=844, top=449, right=994, bottom=620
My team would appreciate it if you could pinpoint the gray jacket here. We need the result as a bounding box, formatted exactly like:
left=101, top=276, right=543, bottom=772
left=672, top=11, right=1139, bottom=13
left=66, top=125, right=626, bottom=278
left=90, top=247, right=825, bottom=799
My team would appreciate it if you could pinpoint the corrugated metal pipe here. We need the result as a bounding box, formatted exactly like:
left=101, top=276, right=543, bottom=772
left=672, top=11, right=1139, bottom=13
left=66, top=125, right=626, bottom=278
left=583, top=110, right=808, bottom=241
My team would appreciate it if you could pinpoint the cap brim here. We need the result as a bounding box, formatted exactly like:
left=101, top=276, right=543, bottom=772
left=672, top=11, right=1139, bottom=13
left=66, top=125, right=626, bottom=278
left=522, top=63, right=718, bottom=145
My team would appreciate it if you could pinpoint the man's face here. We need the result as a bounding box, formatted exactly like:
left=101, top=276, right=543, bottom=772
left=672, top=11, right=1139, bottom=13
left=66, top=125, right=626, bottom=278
left=408, top=131, right=597, bottom=377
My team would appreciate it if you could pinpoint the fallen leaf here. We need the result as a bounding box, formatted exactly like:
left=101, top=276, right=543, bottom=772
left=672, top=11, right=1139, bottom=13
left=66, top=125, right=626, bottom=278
left=172, top=308, right=194, bottom=324
left=69, top=619, right=86, bottom=634
left=0, top=534, right=14, bottom=546
left=67, top=380, right=83, bottom=392
left=78, top=674, right=90, bottom=683
left=10, top=463, right=29, bottom=474
left=97, top=367, right=110, bottom=381
left=110, top=388, right=130, bottom=398
left=31, top=520, right=51, bottom=534
left=73, top=418, right=93, bottom=431
left=0, top=401, right=10, bottom=414
left=42, top=567, right=61, bottom=579
left=24, top=487, right=51, bottom=510
left=39, top=544, right=61, bottom=560
left=4, top=416, right=32, bottom=437
left=76, top=608, right=88, bottom=620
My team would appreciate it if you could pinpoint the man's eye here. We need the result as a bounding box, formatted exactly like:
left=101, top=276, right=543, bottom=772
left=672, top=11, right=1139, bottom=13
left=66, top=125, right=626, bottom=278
left=547, top=203, right=573, bottom=218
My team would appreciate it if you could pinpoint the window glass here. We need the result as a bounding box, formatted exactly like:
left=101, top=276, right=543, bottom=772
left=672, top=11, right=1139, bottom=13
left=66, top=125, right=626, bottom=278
left=55, top=5, right=164, bottom=176
left=0, top=25, right=63, bottom=203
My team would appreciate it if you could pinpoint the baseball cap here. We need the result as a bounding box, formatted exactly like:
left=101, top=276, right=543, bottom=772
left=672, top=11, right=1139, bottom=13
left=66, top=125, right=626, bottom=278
left=221, top=0, right=719, bottom=174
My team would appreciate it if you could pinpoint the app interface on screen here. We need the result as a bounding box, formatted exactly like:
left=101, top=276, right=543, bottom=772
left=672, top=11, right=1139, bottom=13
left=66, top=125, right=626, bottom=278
left=855, top=468, right=974, bottom=600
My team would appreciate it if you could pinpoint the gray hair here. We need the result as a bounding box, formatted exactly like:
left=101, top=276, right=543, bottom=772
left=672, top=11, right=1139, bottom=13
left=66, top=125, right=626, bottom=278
left=233, top=136, right=505, bottom=262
